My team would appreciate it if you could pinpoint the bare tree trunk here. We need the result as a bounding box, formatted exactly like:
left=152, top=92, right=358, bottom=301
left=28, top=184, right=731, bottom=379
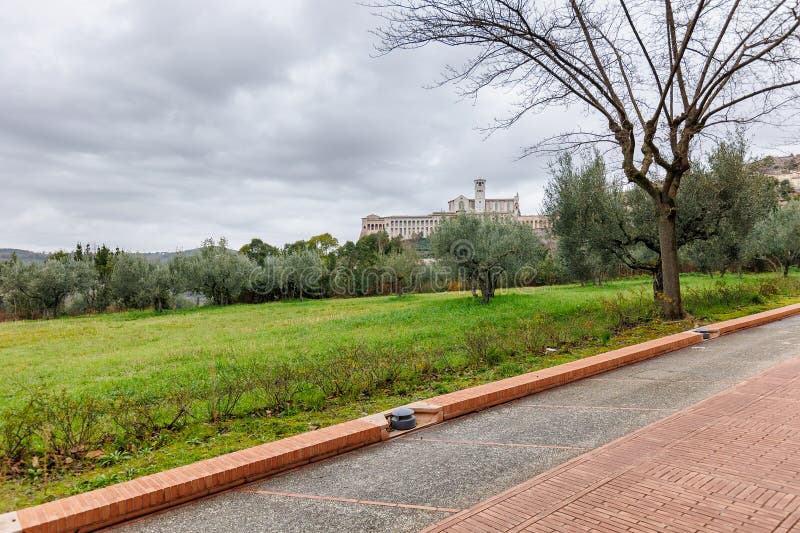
left=657, top=201, right=683, bottom=319
left=784, top=263, right=790, bottom=278
left=478, top=272, right=493, bottom=304
left=652, top=263, right=663, bottom=303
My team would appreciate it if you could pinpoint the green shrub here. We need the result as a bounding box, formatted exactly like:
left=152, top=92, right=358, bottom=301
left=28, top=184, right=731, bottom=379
left=462, top=324, right=498, bottom=365
left=201, top=361, right=256, bottom=422
left=251, top=359, right=300, bottom=413
left=0, top=396, right=42, bottom=464
left=293, top=383, right=326, bottom=411
left=36, top=390, right=109, bottom=457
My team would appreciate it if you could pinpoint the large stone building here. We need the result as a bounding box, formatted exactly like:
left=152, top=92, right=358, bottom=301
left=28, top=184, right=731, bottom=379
left=360, top=178, right=552, bottom=239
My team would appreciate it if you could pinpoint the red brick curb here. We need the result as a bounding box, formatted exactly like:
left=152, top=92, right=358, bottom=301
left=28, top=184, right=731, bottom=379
left=701, top=302, right=800, bottom=336
left=6, top=302, right=800, bottom=532
left=6, top=418, right=389, bottom=533
left=420, top=330, right=702, bottom=421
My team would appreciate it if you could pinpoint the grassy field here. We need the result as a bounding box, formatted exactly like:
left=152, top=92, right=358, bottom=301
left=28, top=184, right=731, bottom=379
left=1, top=272, right=799, bottom=510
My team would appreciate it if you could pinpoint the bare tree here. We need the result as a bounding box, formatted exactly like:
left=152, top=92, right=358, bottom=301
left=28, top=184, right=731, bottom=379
left=370, top=0, right=800, bottom=318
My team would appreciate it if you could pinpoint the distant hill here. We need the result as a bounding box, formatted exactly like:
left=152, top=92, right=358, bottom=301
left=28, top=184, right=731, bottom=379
left=0, top=249, right=49, bottom=264
left=755, top=154, right=800, bottom=194
left=755, top=154, right=800, bottom=179
left=0, top=248, right=206, bottom=264
left=135, top=249, right=203, bottom=263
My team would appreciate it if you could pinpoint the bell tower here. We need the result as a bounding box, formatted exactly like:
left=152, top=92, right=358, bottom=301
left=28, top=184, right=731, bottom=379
left=474, top=178, right=486, bottom=213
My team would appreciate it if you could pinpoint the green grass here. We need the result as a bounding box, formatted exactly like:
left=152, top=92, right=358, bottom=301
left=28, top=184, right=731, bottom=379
left=1, top=271, right=799, bottom=510
left=0, top=272, right=771, bottom=402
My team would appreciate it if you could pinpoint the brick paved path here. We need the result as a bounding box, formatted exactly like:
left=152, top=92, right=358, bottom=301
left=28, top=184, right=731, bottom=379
left=424, top=357, right=800, bottom=533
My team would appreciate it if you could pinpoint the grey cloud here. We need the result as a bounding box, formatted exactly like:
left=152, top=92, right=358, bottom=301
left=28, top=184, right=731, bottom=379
left=5, top=1, right=789, bottom=252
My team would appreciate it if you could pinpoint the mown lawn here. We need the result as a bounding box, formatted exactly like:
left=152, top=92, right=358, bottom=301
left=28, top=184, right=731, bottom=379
left=1, top=271, right=799, bottom=510
left=0, top=272, right=782, bottom=404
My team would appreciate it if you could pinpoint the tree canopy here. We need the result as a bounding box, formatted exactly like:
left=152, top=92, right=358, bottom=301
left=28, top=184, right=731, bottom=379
left=431, top=214, right=546, bottom=303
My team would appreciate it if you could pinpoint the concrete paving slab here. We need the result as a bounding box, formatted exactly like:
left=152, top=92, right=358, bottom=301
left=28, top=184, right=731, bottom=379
left=248, top=440, right=579, bottom=510
left=516, top=377, right=731, bottom=409
left=404, top=403, right=668, bottom=448
left=116, top=490, right=448, bottom=533
left=607, top=318, right=800, bottom=381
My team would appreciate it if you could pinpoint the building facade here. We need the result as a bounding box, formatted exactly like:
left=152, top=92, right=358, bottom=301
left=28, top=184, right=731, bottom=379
left=360, top=179, right=552, bottom=239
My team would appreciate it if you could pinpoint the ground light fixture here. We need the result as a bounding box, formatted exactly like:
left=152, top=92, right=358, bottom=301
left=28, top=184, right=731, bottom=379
left=390, top=407, right=416, bottom=430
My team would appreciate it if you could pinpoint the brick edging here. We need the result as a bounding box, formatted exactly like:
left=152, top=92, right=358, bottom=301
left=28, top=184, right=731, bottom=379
left=421, top=330, right=703, bottom=420
left=8, top=302, right=800, bottom=532
left=10, top=418, right=389, bottom=533
left=702, top=302, right=800, bottom=335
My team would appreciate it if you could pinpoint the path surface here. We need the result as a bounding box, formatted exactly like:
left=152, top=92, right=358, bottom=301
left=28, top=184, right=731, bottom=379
left=114, top=315, right=800, bottom=532
left=426, top=349, right=800, bottom=532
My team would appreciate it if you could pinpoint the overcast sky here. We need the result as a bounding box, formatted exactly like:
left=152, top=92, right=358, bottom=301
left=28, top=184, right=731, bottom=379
left=1, top=1, right=798, bottom=252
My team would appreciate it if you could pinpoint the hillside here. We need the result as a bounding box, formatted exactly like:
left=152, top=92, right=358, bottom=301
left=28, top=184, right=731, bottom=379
left=0, top=249, right=49, bottom=264
left=756, top=154, right=800, bottom=177
left=0, top=248, right=204, bottom=264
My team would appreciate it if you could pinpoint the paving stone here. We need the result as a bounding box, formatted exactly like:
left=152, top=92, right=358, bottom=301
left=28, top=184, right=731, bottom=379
left=425, top=354, right=800, bottom=532
left=114, top=490, right=448, bottom=533
left=249, top=440, right=579, bottom=510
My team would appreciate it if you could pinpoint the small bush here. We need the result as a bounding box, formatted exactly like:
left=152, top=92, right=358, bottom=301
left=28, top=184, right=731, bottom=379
left=0, top=396, right=42, bottom=464
left=293, top=382, right=326, bottom=411
left=462, top=325, right=499, bottom=365
left=36, top=390, right=109, bottom=457
left=109, top=387, right=191, bottom=444
left=201, top=361, right=256, bottom=422
left=251, top=359, right=300, bottom=413
left=600, top=291, right=658, bottom=329
left=515, top=319, right=548, bottom=356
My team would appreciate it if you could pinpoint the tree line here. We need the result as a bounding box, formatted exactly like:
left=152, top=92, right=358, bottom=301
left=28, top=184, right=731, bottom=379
left=0, top=218, right=552, bottom=320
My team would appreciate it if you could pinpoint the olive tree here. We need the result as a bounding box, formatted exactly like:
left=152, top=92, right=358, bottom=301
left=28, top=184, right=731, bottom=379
left=380, top=246, right=421, bottom=296
left=546, top=139, right=779, bottom=296
left=431, top=214, right=546, bottom=303
left=110, top=253, right=174, bottom=311
left=746, top=202, right=800, bottom=277
left=544, top=153, right=622, bottom=285
left=0, top=258, right=96, bottom=318
left=683, top=139, right=778, bottom=275
left=372, top=0, right=800, bottom=318
left=283, top=250, right=328, bottom=300
left=170, top=238, right=254, bottom=305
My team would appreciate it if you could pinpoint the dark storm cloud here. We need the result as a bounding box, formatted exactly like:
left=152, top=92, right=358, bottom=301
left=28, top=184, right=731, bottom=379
left=0, top=0, right=594, bottom=252
left=18, top=1, right=791, bottom=252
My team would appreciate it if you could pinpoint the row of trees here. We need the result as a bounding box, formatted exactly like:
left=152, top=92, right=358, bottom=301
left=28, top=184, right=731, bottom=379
left=544, top=138, right=800, bottom=304
left=0, top=218, right=551, bottom=319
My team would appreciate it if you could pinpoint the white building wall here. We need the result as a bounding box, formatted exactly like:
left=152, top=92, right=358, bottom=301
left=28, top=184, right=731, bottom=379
left=361, top=180, right=546, bottom=239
